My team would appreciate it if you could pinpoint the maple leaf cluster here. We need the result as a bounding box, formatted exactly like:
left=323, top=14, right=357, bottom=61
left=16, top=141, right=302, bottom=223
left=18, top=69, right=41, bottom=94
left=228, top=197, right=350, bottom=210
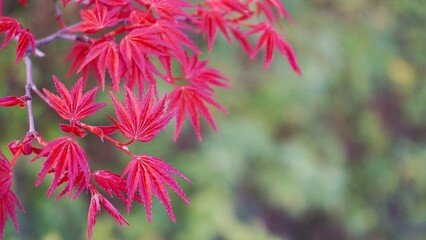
left=0, top=0, right=300, bottom=239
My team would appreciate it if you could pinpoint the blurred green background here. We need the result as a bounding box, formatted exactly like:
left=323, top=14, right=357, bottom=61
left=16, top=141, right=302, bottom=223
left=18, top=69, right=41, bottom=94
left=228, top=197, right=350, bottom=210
left=1, top=0, right=426, bottom=239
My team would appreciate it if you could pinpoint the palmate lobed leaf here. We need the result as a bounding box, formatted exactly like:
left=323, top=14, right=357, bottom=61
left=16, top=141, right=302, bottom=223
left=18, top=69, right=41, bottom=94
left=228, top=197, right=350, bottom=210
left=248, top=22, right=301, bottom=74
left=15, top=28, right=35, bottom=63
left=43, top=76, right=107, bottom=121
left=0, top=151, right=24, bottom=240
left=0, top=17, right=21, bottom=49
left=120, top=28, right=171, bottom=93
left=0, top=189, right=24, bottom=240
left=93, top=170, right=128, bottom=203
left=264, top=0, right=292, bottom=21
left=0, top=17, right=35, bottom=62
left=109, top=87, right=173, bottom=142
left=120, top=24, right=177, bottom=92
left=0, top=151, right=12, bottom=199
left=252, top=0, right=293, bottom=24
left=229, top=26, right=252, bottom=55
left=54, top=171, right=87, bottom=201
left=93, top=170, right=144, bottom=204
left=87, top=184, right=128, bottom=240
left=32, top=136, right=91, bottom=199
left=197, top=8, right=232, bottom=52
left=66, top=43, right=91, bottom=81
left=149, top=19, right=201, bottom=63
left=120, top=27, right=172, bottom=57
left=206, top=0, right=250, bottom=14
left=122, top=154, right=190, bottom=223
left=182, top=53, right=230, bottom=91
left=169, top=85, right=227, bottom=141
left=71, top=5, right=121, bottom=34
left=135, top=0, right=193, bottom=21
left=78, top=39, right=124, bottom=90
left=99, top=0, right=131, bottom=6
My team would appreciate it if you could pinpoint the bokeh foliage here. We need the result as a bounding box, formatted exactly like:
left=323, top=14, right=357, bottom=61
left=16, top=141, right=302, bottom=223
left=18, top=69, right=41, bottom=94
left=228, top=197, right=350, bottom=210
left=1, top=0, right=425, bottom=239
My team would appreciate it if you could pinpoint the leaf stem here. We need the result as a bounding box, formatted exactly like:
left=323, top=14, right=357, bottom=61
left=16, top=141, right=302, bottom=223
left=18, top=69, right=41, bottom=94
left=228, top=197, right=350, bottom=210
left=76, top=122, right=136, bottom=157
left=31, top=84, right=49, bottom=103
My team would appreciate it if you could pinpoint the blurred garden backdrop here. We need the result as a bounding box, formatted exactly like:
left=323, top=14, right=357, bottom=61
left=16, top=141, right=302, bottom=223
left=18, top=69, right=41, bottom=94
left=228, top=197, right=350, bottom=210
left=1, top=0, right=425, bottom=239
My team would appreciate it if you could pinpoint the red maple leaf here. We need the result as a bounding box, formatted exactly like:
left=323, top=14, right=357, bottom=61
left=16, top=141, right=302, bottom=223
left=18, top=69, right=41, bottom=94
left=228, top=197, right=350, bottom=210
left=0, top=17, right=21, bottom=49
left=123, top=53, right=161, bottom=96
left=119, top=26, right=175, bottom=92
left=206, top=0, right=249, bottom=15
left=120, top=26, right=172, bottom=57
left=54, top=171, right=87, bottom=200
left=169, top=85, right=227, bottom=141
left=150, top=19, right=200, bottom=63
left=122, top=154, right=190, bottom=222
left=252, top=0, right=293, bottom=24
left=99, top=0, right=131, bottom=6
left=248, top=22, right=301, bottom=73
left=32, top=136, right=91, bottom=198
left=77, top=39, right=124, bottom=90
left=264, top=0, right=292, bottom=21
left=93, top=170, right=128, bottom=203
left=182, top=54, right=230, bottom=91
left=0, top=18, right=35, bottom=62
left=71, top=4, right=121, bottom=34
left=0, top=151, right=12, bottom=198
left=197, top=8, right=232, bottom=52
left=0, top=151, right=24, bottom=240
left=93, top=170, right=144, bottom=205
left=135, top=0, right=193, bottom=20
left=0, top=190, right=24, bottom=240
left=109, top=87, right=173, bottom=142
left=87, top=184, right=128, bottom=240
left=229, top=26, right=252, bottom=55
left=66, top=43, right=91, bottom=81
left=15, top=28, right=35, bottom=63
left=43, top=76, right=107, bottom=122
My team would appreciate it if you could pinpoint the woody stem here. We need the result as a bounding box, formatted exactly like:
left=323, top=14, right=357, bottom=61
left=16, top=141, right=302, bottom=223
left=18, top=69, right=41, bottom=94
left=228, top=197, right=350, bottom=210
left=35, top=22, right=92, bottom=47
left=24, top=56, right=36, bottom=133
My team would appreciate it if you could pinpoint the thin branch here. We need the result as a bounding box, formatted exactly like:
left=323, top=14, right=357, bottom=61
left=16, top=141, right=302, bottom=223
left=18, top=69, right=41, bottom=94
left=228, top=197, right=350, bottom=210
left=35, top=22, right=92, bottom=47
left=59, top=33, right=92, bottom=42
left=24, top=56, right=36, bottom=132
